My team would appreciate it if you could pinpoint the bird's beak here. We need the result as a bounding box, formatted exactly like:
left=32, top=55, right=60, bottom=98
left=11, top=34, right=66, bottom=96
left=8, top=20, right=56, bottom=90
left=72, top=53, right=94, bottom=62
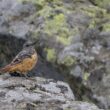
left=30, top=41, right=37, bottom=46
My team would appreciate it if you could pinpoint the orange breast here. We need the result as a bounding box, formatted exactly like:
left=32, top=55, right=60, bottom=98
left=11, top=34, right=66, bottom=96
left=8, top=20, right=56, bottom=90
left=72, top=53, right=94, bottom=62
left=9, top=53, right=37, bottom=74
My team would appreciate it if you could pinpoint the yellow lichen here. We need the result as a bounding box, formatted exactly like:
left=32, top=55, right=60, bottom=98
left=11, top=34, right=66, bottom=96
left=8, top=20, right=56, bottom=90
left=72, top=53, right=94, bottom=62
left=56, top=28, right=71, bottom=45
left=81, top=5, right=106, bottom=18
left=18, top=0, right=46, bottom=6
left=38, top=5, right=53, bottom=18
left=57, top=36, right=70, bottom=45
left=44, top=13, right=66, bottom=35
left=61, top=56, right=76, bottom=66
left=91, top=0, right=110, bottom=7
left=83, top=72, right=90, bottom=81
left=45, top=48, right=56, bottom=62
left=103, top=23, right=110, bottom=32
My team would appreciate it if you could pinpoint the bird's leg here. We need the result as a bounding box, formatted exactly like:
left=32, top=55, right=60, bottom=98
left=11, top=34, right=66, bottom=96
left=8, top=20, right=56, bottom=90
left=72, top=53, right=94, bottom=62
left=24, top=73, right=29, bottom=79
left=9, top=72, right=20, bottom=77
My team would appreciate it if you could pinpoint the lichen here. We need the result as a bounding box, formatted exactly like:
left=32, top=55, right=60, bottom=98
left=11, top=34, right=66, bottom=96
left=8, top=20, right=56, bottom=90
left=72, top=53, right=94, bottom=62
left=83, top=72, right=90, bottom=81
left=56, top=28, right=79, bottom=46
left=44, top=13, right=66, bottom=35
left=80, top=5, right=110, bottom=29
left=91, top=0, right=110, bottom=7
left=60, top=56, right=76, bottom=66
left=45, top=48, right=56, bottom=62
left=56, top=27, right=70, bottom=45
left=103, top=23, right=110, bottom=32
left=38, top=5, right=53, bottom=18
left=57, top=36, right=69, bottom=45
left=80, top=5, right=106, bottom=18
left=18, top=0, right=46, bottom=6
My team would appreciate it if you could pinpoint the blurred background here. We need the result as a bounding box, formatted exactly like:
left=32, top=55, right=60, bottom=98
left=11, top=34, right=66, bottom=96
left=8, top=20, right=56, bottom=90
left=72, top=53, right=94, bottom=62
left=0, top=0, right=110, bottom=109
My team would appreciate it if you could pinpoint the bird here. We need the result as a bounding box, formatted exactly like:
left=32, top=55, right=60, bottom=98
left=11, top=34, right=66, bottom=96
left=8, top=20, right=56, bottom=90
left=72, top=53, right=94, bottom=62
left=0, top=41, right=38, bottom=77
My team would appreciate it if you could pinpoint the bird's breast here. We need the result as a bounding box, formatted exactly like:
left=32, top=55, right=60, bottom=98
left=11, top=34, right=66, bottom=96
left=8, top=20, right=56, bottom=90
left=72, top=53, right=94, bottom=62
left=10, top=52, right=38, bottom=73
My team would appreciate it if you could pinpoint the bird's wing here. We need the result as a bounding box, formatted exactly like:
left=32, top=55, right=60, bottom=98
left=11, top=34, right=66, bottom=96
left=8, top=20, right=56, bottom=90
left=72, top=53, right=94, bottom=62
left=11, top=49, right=32, bottom=65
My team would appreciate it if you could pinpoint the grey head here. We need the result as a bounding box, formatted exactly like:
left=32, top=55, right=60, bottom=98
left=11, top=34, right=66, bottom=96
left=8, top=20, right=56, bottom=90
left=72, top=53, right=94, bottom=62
left=23, top=41, right=37, bottom=48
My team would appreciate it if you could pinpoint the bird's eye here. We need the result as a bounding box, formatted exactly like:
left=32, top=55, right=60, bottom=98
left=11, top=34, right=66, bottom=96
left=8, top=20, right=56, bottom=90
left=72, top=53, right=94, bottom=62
left=26, top=44, right=29, bottom=47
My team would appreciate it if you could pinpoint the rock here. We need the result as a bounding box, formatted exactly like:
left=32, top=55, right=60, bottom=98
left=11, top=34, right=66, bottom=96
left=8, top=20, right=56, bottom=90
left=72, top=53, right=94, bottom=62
left=62, top=101, right=104, bottom=110
left=99, top=32, right=110, bottom=48
left=0, top=75, right=102, bottom=110
left=70, top=65, right=83, bottom=79
left=0, top=0, right=36, bottom=37
left=66, top=12, right=91, bottom=28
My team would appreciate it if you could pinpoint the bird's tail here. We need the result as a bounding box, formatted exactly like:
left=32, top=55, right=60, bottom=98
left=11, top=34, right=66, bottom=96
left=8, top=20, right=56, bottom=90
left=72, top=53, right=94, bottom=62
left=0, top=64, right=12, bottom=73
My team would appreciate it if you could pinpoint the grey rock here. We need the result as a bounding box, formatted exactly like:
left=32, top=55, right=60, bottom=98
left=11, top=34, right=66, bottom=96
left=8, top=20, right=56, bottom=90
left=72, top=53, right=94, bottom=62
left=58, top=42, right=95, bottom=65
left=92, top=95, right=110, bottom=109
left=71, top=35, right=81, bottom=44
left=70, top=65, right=83, bottom=78
left=91, top=45, right=102, bottom=55
left=0, top=0, right=36, bottom=38
left=67, top=12, right=91, bottom=28
left=0, top=75, right=102, bottom=110
left=9, top=21, right=32, bottom=38
left=58, top=43, right=84, bottom=62
left=62, top=101, right=104, bottom=110
left=99, top=32, right=110, bottom=48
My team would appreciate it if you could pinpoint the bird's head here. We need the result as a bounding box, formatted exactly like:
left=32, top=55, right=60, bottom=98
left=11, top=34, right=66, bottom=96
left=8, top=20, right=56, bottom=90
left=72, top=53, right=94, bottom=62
left=23, top=41, right=37, bottom=48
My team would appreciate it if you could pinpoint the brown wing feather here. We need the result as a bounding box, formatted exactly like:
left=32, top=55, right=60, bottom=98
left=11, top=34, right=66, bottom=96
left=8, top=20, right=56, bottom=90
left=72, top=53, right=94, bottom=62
left=0, top=64, right=12, bottom=73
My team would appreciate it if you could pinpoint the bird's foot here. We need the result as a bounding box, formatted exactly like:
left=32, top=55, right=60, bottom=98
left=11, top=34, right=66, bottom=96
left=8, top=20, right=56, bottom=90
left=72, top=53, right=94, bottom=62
left=9, top=72, right=21, bottom=77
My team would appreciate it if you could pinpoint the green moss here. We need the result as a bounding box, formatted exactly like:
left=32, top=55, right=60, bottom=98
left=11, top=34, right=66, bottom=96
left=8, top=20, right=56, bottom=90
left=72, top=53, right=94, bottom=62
left=45, top=48, right=56, bottom=62
left=61, top=56, right=76, bottom=66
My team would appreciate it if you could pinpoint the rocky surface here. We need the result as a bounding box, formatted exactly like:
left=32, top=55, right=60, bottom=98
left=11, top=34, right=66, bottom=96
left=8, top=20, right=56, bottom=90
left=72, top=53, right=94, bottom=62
left=0, top=0, right=110, bottom=109
left=0, top=74, right=103, bottom=110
